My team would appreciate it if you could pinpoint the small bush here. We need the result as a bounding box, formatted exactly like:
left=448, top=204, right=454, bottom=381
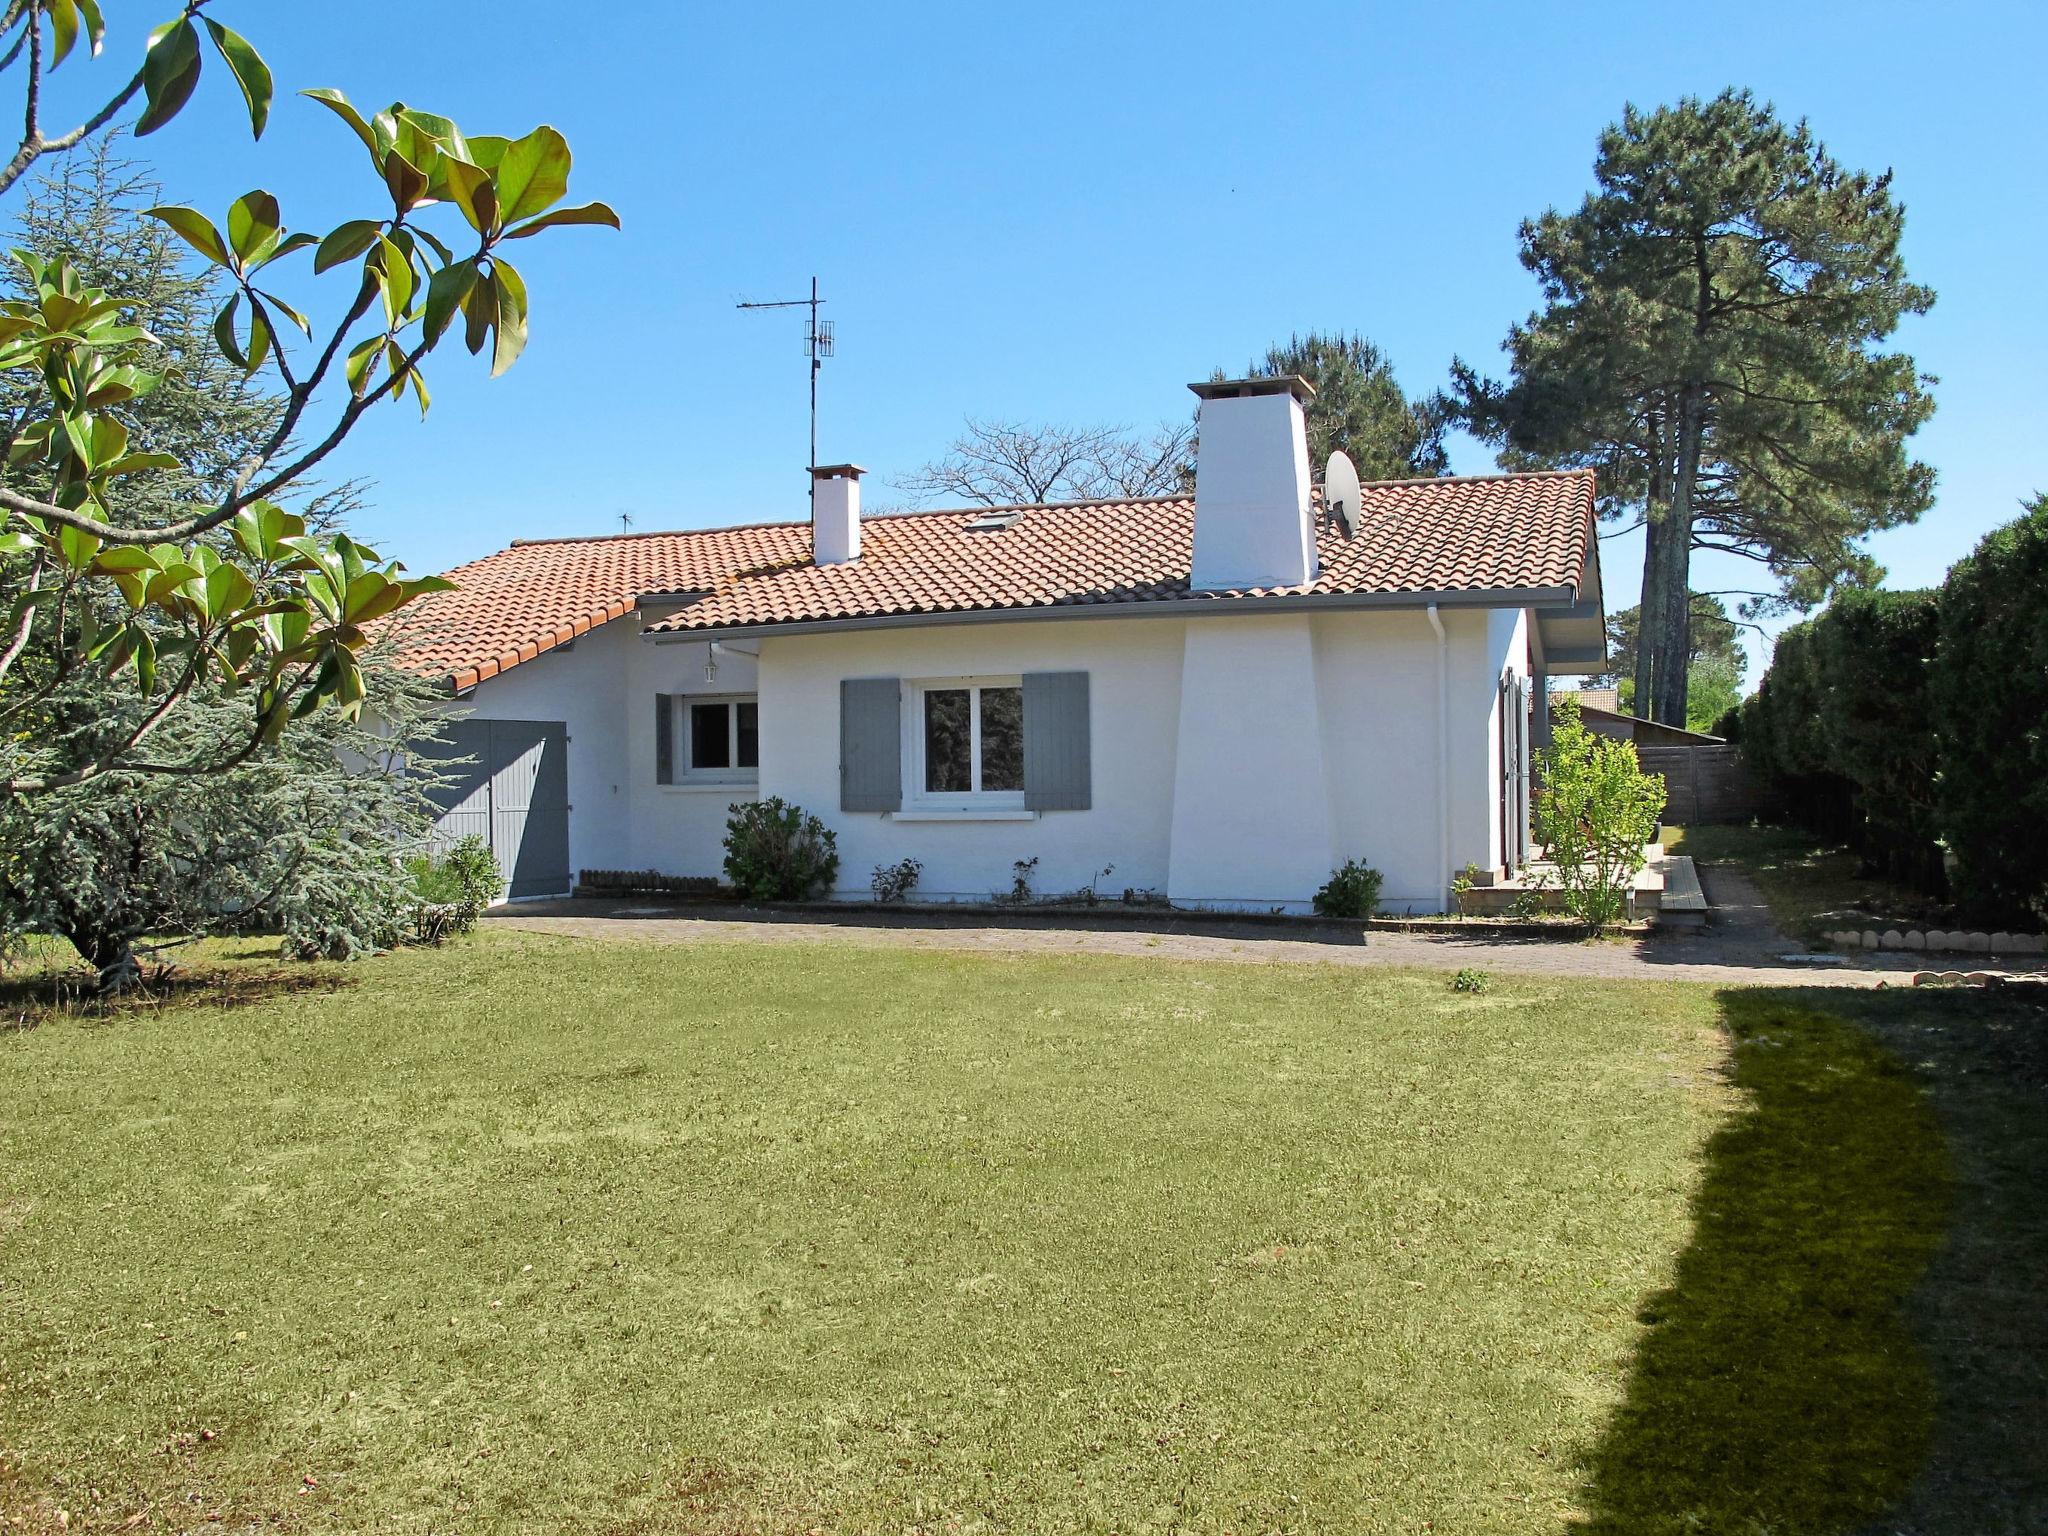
left=1451, top=967, right=1491, bottom=994
left=1450, top=861, right=1483, bottom=916
left=1313, top=860, right=1385, bottom=919
left=396, top=835, right=502, bottom=945
left=1533, top=698, right=1664, bottom=926
left=723, top=798, right=839, bottom=901
left=998, top=857, right=1039, bottom=905
left=870, top=857, right=923, bottom=904
left=407, top=835, right=501, bottom=911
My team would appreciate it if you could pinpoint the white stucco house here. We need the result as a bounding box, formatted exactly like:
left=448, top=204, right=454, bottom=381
left=394, top=376, right=1605, bottom=912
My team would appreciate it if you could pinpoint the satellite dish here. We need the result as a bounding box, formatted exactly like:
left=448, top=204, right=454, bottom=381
left=1324, top=450, right=1362, bottom=539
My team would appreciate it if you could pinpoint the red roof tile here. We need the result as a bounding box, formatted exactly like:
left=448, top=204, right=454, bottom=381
left=390, top=470, right=1596, bottom=691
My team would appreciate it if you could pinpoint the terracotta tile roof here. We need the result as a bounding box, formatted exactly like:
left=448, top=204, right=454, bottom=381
left=390, top=469, right=1596, bottom=691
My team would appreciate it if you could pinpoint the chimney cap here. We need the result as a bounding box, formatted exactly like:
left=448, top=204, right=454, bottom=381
left=1187, top=375, right=1316, bottom=404
left=811, top=462, right=867, bottom=480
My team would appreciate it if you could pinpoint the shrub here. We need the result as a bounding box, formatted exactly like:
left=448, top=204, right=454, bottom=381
left=722, top=798, right=840, bottom=901
left=1450, top=861, right=1483, bottom=916
left=1451, top=967, right=1491, bottom=994
left=1533, top=697, right=1665, bottom=926
left=396, top=835, right=503, bottom=947
left=407, top=836, right=502, bottom=911
left=1811, top=588, right=1943, bottom=889
left=1932, top=494, right=2048, bottom=924
left=870, top=857, right=923, bottom=904
left=999, top=857, right=1039, bottom=905
left=1313, top=860, right=1385, bottom=919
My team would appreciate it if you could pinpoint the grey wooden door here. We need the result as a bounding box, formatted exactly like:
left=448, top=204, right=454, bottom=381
left=425, top=718, right=570, bottom=899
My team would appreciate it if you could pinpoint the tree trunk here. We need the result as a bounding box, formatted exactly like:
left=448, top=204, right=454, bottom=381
left=1634, top=512, right=1667, bottom=715
left=1641, top=394, right=1704, bottom=725
left=64, top=922, right=140, bottom=994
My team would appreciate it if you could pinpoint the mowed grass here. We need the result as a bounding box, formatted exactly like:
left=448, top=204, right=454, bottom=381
left=0, top=933, right=1933, bottom=1533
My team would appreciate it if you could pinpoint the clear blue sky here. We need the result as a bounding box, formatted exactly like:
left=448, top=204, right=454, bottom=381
left=52, top=0, right=2048, bottom=680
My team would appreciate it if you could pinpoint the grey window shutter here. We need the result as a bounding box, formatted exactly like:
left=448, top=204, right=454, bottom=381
left=1023, top=671, right=1090, bottom=810
left=840, top=677, right=902, bottom=811
left=656, top=693, right=673, bottom=784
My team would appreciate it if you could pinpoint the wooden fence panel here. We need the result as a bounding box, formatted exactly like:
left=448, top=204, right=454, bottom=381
left=1638, top=744, right=1773, bottom=825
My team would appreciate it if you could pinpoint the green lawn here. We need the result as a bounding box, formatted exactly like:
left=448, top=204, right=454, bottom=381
left=0, top=934, right=1953, bottom=1533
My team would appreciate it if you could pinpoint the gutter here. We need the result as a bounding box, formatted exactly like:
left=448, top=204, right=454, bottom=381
left=1426, top=603, right=1451, bottom=914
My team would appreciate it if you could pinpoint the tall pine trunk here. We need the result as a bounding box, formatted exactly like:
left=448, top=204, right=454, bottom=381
left=1638, top=389, right=1704, bottom=726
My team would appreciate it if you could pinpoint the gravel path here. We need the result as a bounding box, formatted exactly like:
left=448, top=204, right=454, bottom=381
left=485, top=875, right=1986, bottom=989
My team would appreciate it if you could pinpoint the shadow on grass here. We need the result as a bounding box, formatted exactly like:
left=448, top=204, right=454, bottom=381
left=0, top=946, right=356, bottom=1029
left=1576, top=989, right=1951, bottom=1533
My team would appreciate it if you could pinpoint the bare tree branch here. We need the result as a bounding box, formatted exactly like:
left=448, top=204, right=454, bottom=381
left=896, top=418, right=1193, bottom=508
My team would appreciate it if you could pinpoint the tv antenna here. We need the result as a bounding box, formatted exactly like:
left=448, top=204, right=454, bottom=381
left=737, top=276, right=833, bottom=506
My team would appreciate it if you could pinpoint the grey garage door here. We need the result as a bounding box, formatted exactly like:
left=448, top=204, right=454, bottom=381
left=425, top=719, right=570, bottom=899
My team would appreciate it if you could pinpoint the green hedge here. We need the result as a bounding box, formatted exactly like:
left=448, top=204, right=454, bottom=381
left=1930, top=496, right=2048, bottom=922
left=1738, top=494, right=2048, bottom=925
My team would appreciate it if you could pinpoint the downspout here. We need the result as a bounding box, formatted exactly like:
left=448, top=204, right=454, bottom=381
left=1426, top=603, right=1450, bottom=913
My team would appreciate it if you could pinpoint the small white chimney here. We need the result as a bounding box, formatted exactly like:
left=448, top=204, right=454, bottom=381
left=812, top=463, right=865, bottom=564
left=1187, top=376, right=1317, bottom=591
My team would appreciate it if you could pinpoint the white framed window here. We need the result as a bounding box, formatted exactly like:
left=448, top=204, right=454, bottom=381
left=906, top=677, right=1025, bottom=808
left=677, top=693, right=758, bottom=783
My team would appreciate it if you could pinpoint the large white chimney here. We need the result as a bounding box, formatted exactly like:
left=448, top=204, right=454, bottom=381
left=812, top=463, right=864, bottom=564
left=1187, top=376, right=1317, bottom=591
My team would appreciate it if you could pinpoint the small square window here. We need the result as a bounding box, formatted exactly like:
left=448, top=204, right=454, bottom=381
left=674, top=694, right=759, bottom=783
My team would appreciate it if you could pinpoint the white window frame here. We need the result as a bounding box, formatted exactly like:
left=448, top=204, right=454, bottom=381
left=675, top=692, right=760, bottom=786
left=904, top=675, right=1027, bottom=811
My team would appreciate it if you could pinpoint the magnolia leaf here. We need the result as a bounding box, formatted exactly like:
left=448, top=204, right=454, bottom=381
left=48, top=0, right=79, bottom=69
left=244, top=301, right=273, bottom=375
left=503, top=201, right=620, bottom=240
left=226, top=190, right=281, bottom=265
left=256, top=288, right=312, bottom=337
left=135, top=18, right=201, bottom=137
left=256, top=231, right=318, bottom=269
left=314, top=218, right=383, bottom=274
left=382, top=149, right=428, bottom=213
left=461, top=269, right=497, bottom=357
left=488, top=259, right=528, bottom=377
left=301, top=88, right=377, bottom=157
left=370, top=236, right=415, bottom=327
left=493, top=126, right=571, bottom=224
left=213, top=294, right=245, bottom=369
left=438, top=154, right=498, bottom=234
left=203, top=18, right=272, bottom=138
left=75, top=0, right=105, bottom=57
left=101, top=450, right=181, bottom=478
left=344, top=334, right=383, bottom=396
left=422, top=258, right=477, bottom=347
left=205, top=561, right=255, bottom=619
left=145, top=205, right=230, bottom=266
left=134, top=628, right=157, bottom=695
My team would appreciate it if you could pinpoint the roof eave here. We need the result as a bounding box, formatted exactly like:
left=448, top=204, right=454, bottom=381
left=647, top=584, right=1583, bottom=645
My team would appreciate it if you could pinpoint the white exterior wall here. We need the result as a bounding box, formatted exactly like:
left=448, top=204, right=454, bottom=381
left=625, top=635, right=760, bottom=879
left=1167, top=615, right=1333, bottom=906
left=447, top=603, right=1537, bottom=912
left=1311, top=610, right=1455, bottom=912
left=756, top=618, right=1185, bottom=901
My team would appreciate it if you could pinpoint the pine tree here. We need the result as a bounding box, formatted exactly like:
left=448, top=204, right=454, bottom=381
left=1454, top=90, right=1935, bottom=725
left=1248, top=332, right=1448, bottom=479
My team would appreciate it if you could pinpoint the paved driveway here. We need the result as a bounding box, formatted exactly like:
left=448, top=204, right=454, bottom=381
left=487, top=868, right=2007, bottom=989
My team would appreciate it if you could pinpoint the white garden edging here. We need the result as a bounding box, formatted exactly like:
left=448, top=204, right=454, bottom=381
left=1826, top=926, right=2046, bottom=956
